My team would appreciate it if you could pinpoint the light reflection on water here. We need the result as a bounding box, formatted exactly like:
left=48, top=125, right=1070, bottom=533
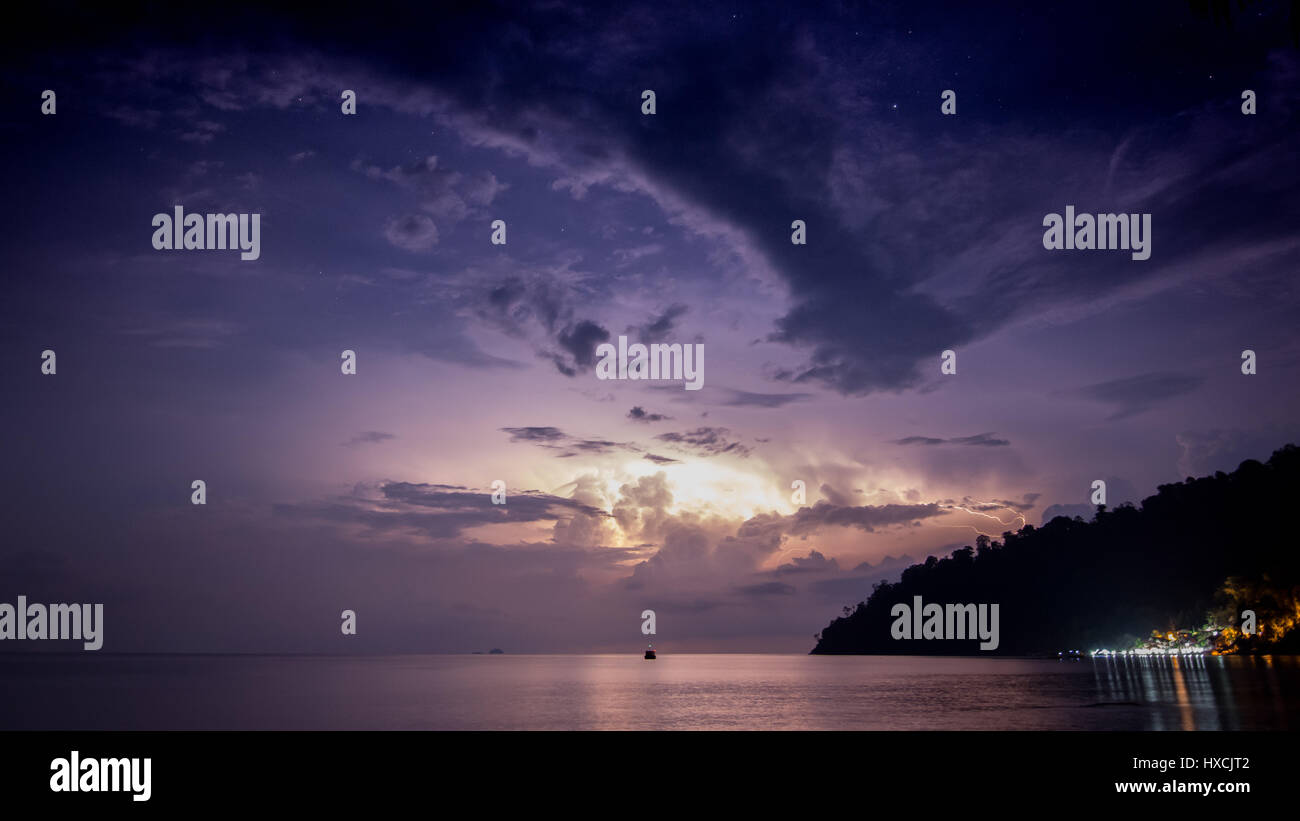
left=0, top=653, right=1296, bottom=730
left=1090, top=653, right=1295, bottom=731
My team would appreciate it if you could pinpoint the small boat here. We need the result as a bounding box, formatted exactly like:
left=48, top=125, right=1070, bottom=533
left=644, top=645, right=656, bottom=660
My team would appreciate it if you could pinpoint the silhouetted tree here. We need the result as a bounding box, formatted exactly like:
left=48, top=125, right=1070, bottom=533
left=811, top=444, right=1300, bottom=655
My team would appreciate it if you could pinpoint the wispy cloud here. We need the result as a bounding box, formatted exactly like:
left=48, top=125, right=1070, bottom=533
left=342, top=431, right=396, bottom=447
left=1066, top=372, right=1204, bottom=420
left=893, top=432, right=1011, bottom=447
left=654, top=427, right=751, bottom=458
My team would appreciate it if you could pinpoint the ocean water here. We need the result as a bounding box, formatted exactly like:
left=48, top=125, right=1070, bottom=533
left=1, top=653, right=1296, bottom=730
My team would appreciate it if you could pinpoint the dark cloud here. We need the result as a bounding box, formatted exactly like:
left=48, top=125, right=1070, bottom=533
left=552, top=319, right=611, bottom=377
left=1067, top=372, right=1204, bottom=420
left=500, top=426, right=635, bottom=458
left=773, top=549, right=840, bottom=575
left=381, top=482, right=603, bottom=516
left=894, top=432, right=1010, bottom=447
left=949, top=433, right=1011, bottom=447
left=472, top=278, right=614, bottom=376
left=22, top=2, right=1299, bottom=398
left=276, top=481, right=611, bottom=540
left=785, top=502, right=944, bottom=535
left=560, top=439, right=624, bottom=456
left=626, top=303, right=688, bottom=344
left=500, top=426, right=567, bottom=445
left=627, top=406, right=671, bottom=423
left=959, top=494, right=1040, bottom=514
left=818, top=484, right=852, bottom=506
left=643, top=453, right=681, bottom=465
left=342, top=430, right=396, bottom=447
left=654, top=427, right=751, bottom=458
left=476, top=278, right=567, bottom=338
left=720, top=389, right=813, bottom=408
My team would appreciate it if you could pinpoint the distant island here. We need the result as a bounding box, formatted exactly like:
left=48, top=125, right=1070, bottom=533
left=811, top=444, right=1300, bottom=656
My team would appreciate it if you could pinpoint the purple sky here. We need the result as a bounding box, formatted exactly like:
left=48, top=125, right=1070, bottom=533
left=2, top=2, right=1299, bottom=652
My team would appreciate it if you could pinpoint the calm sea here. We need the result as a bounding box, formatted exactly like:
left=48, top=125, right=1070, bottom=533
left=1, top=653, right=1296, bottom=730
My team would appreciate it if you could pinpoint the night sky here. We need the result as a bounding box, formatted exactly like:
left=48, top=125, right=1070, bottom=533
left=2, top=1, right=1297, bottom=652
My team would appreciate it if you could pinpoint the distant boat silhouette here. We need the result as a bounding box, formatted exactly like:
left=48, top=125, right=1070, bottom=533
left=644, top=644, right=656, bottom=660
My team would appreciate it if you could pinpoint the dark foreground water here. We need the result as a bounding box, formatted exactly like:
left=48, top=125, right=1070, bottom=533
left=1, top=653, right=1296, bottom=730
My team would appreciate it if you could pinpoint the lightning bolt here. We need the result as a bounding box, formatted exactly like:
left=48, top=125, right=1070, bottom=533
left=938, top=503, right=1027, bottom=538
